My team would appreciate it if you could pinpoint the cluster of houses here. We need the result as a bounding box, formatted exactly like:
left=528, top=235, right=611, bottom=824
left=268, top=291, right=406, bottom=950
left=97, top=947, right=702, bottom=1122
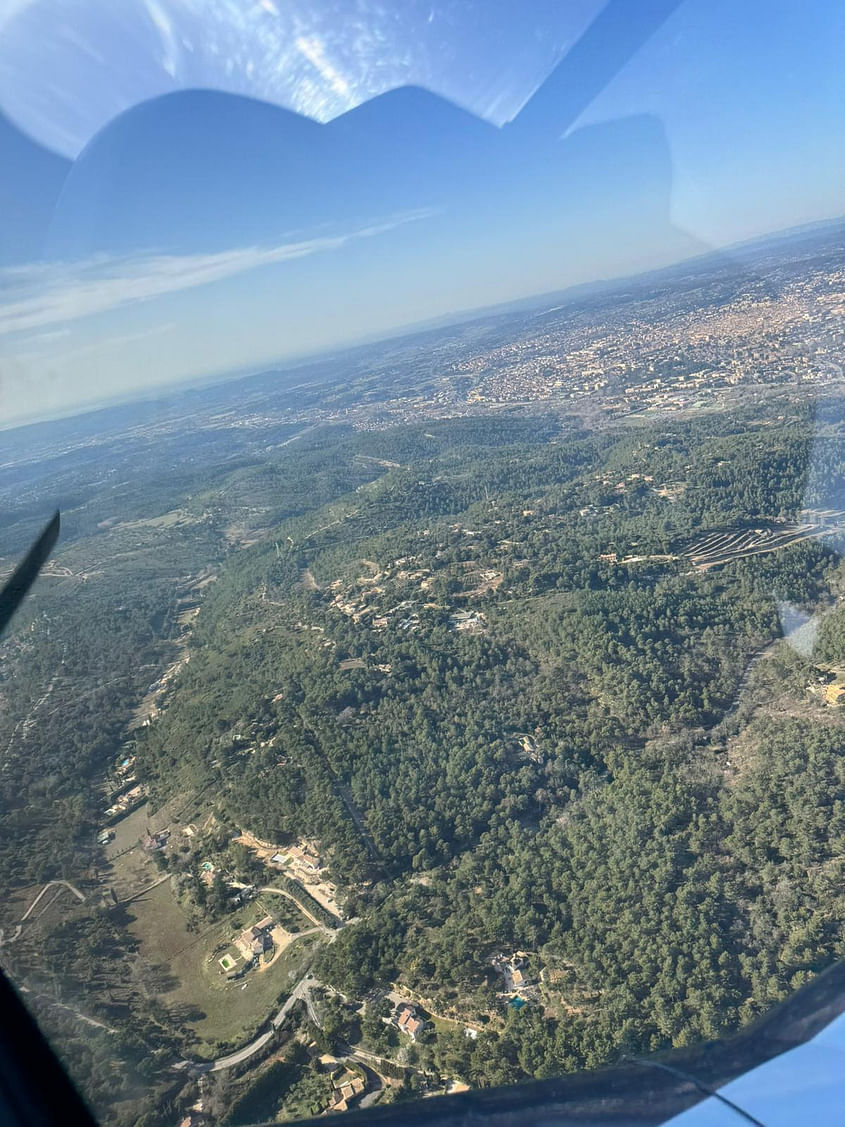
left=449, top=610, right=487, bottom=633
left=270, top=843, right=322, bottom=875
left=104, top=782, right=147, bottom=822
left=317, top=1058, right=367, bottom=1112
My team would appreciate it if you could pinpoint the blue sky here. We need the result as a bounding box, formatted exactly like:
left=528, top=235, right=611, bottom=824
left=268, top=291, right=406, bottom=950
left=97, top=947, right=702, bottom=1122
left=0, top=0, right=842, bottom=424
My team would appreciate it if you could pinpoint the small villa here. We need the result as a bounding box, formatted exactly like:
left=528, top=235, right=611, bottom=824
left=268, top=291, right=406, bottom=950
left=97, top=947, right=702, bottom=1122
left=235, top=916, right=274, bottom=960
left=394, top=1001, right=429, bottom=1041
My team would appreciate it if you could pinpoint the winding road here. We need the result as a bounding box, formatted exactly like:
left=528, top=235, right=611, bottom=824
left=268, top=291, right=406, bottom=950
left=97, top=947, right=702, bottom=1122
left=207, top=1031, right=275, bottom=1072
left=271, top=973, right=320, bottom=1030
left=1, top=880, right=86, bottom=947
left=174, top=972, right=322, bottom=1074
left=170, top=878, right=348, bottom=1073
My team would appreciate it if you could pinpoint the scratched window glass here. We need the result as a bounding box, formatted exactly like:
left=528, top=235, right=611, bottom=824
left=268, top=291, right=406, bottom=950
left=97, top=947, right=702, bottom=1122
left=0, top=3, right=843, bottom=1125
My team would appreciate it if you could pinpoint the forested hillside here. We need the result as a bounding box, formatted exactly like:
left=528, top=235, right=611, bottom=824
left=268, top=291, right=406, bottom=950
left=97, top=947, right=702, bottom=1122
left=132, top=405, right=845, bottom=1078
left=1, top=401, right=843, bottom=1123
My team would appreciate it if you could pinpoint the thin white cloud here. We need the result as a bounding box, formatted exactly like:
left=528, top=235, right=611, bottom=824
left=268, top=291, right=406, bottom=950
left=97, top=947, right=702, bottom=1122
left=11, top=322, right=174, bottom=364
left=294, top=34, right=353, bottom=101
left=0, top=210, right=433, bottom=336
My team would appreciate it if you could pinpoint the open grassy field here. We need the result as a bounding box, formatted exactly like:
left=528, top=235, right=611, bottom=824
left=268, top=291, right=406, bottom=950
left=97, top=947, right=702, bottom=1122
left=104, top=803, right=150, bottom=860
left=429, top=1013, right=463, bottom=1035
left=104, top=805, right=159, bottom=899
left=125, top=881, right=320, bottom=1056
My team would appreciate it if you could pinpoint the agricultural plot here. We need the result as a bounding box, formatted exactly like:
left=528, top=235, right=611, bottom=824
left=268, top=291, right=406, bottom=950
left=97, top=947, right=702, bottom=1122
left=125, top=881, right=320, bottom=1055
left=685, top=513, right=845, bottom=569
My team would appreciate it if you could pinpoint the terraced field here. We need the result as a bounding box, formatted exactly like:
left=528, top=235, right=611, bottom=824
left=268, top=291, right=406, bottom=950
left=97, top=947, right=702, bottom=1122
left=686, top=511, right=845, bottom=569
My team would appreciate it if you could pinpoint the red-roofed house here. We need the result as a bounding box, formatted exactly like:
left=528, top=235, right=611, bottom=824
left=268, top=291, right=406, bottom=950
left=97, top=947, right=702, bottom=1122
left=394, top=1002, right=429, bottom=1041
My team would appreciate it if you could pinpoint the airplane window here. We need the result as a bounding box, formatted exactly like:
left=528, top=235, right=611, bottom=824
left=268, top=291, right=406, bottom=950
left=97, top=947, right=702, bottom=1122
left=0, top=2, right=842, bottom=1125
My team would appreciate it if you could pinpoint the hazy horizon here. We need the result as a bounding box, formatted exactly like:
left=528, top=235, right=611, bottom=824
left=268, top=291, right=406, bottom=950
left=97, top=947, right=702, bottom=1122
left=1, top=0, right=842, bottom=426
left=2, top=209, right=841, bottom=435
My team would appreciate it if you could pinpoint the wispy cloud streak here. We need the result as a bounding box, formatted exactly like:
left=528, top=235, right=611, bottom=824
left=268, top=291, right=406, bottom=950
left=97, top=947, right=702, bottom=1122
left=294, top=34, right=353, bottom=100
left=0, top=210, right=433, bottom=336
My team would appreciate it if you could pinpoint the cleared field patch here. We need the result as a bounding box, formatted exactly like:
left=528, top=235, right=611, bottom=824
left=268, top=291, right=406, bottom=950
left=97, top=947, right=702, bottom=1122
left=126, top=881, right=320, bottom=1055
left=113, top=509, right=200, bottom=531
left=104, top=796, right=186, bottom=898
left=104, top=805, right=161, bottom=900
left=429, top=1012, right=464, bottom=1036
left=818, top=665, right=845, bottom=707
left=105, top=803, right=150, bottom=860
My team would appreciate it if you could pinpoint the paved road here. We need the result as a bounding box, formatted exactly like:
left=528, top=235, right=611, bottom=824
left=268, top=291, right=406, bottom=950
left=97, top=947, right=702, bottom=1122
left=272, top=974, right=321, bottom=1028
left=271, top=977, right=307, bottom=1030
left=177, top=972, right=413, bottom=1107
left=174, top=1028, right=275, bottom=1076
left=175, top=973, right=322, bottom=1075
left=355, top=1061, right=385, bottom=1109
left=173, top=894, right=337, bottom=1076
left=209, top=1031, right=274, bottom=1072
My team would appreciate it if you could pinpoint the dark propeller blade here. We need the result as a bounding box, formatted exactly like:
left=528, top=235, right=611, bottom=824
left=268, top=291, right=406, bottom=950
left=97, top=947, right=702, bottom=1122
left=0, top=511, right=60, bottom=636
